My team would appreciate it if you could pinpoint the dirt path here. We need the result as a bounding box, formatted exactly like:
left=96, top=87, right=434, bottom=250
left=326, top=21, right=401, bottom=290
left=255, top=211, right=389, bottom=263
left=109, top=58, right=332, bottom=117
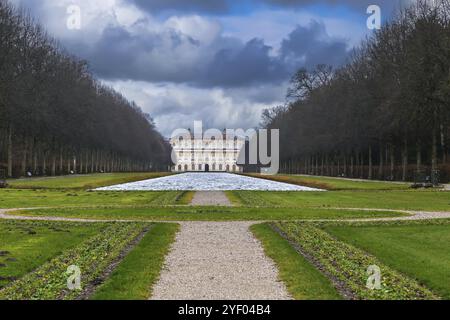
left=150, top=221, right=291, bottom=300
left=190, top=191, right=232, bottom=206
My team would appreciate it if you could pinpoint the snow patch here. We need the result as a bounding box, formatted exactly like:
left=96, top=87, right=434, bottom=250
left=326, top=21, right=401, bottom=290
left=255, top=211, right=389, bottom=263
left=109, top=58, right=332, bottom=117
left=95, top=173, right=324, bottom=191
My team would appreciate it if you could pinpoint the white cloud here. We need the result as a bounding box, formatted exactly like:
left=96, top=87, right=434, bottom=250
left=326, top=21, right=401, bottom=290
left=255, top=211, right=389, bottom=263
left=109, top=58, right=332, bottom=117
left=165, top=15, right=222, bottom=44
left=103, top=80, right=285, bottom=136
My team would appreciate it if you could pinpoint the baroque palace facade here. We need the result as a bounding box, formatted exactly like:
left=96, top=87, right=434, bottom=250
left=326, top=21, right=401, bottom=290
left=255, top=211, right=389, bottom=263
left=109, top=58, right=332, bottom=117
left=170, top=133, right=245, bottom=173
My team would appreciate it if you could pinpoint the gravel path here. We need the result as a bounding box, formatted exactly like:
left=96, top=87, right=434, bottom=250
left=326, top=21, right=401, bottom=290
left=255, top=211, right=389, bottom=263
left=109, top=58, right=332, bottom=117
left=191, top=191, right=232, bottom=206
left=150, top=221, right=292, bottom=300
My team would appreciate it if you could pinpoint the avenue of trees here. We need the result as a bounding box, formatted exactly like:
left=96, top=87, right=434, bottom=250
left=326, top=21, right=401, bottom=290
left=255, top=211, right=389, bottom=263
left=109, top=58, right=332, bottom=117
left=0, top=1, right=170, bottom=178
left=262, top=0, right=450, bottom=182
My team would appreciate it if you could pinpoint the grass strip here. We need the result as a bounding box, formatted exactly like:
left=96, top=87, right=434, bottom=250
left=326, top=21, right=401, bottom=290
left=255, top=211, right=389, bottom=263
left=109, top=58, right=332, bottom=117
left=176, top=191, right=196, bottom=205
left=15, top=207, right=407, bottom=221
left=0, top=222, right=149, bottom=300
left=275, top=222, right=439, bottom=300
left=324, top=220, right=450, bottom=299
left=251, top=224, right=341, bottom=300
left=243, top=174, right=410, bottom=191
left=150, top=191, right=185, bottom=206
left=0, top=220, right=106, bottom=289
left=7, top=172, right=173, bottom=190
left=91, top=223, right=179, bottom=300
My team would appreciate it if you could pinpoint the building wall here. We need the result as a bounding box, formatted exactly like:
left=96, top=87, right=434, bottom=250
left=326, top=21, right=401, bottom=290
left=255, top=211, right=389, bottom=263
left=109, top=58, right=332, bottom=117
left=170, top=137, right=245, bottom=173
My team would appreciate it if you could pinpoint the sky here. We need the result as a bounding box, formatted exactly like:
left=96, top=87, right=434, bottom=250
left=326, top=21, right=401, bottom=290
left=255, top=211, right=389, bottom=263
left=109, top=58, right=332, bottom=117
left=10, top=0, right=413, bottom=137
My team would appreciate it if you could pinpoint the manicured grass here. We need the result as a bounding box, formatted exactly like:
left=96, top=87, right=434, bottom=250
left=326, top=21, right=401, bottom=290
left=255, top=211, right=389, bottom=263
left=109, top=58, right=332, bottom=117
left=13, top=207, right=407, bottom=221
left=0, top=222, right=149, bottom=300
left=232, top=190, right=450, bottom=211
left=0, top=220, right=106, bottom=288
left=92, top=223, right=179, bottom=300
left=2, top=188, right=449, bottom=212
left=224, top=191, right=243, bottom=206
left=325, top=222, right=450, bottom=299
left=275, top=221, right=438, bottom=300
left=244, top=174, right=410, bottom=191
left=251, top=224, right=341, bottom=300
left=0, top=189, right=175, bottom=208
left=176, top=191, right=196, bottom=205
left=0, top=189, right=450, bottom=211
left=7, top=172, right=173, bottom=190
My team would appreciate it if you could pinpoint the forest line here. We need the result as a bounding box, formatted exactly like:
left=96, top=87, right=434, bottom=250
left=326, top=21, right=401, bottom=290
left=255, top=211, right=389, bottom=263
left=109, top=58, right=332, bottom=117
left=0, top=1, right=170, bottom=178
left=262, top=0, right=450, bottom=183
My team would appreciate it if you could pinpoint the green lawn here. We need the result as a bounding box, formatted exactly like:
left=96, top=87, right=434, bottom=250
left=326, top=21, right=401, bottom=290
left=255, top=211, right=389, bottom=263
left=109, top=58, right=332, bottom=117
left=325, top=222, right=450, bottom=299
left=251, top=224, right=341, bottom=300
left=244, top=174, right=410, bottom=190
left=10, top=207, right=407, bottom=221
left=0, top=189, right=182, bottom=208
left=231, top=190, right=450, bottom=211
left=1, top=188, right=449, bottom=212
left=92, top=223, right=179, bottom=300
left=7, top=172, right=172, bottom=190
left=0, top=222, right=149, bottom=300
left=0, top=220, right=106, bottom=288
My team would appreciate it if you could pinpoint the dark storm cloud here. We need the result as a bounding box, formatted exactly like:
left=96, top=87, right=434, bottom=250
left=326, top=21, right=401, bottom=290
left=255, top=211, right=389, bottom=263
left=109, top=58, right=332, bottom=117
left=65, top=24, right=203, bottom=83
left=129, top=0, right=412, bottom=15
left=280, top=21, right=348, bottom=69
left=131, top=0, right=230, bottom=14
left=69, top=20, right=349, bottom=88
left=203, top=38, right=288, bottom=87
left=263, top=0, right=411, bottom=11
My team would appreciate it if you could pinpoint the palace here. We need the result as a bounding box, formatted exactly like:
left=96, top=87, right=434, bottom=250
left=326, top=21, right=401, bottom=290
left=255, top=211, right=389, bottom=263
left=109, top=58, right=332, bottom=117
left=170, top=133, right=245, bottom=173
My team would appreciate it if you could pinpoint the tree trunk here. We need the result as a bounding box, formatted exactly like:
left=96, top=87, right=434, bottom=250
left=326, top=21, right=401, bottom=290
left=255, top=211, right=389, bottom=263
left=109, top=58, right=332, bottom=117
left=33, top=152, right=38, bottom=175
left=91, top=150, right=94, bottom=173
left=59, top=148, right=63, bottom=175
left=350, top=155, right=354, bottom=178
left=432, top=128, right=438, bottom=173
left=440, top=124, right=446, bottom=164
left=21, top=140, right=28, bottom=177
left=359, top=152, right=364, bottom=178
left=51, top=155, right=56, bottom=176
left=7, top=127, right=13, bottom=177
left=79, top=153, right=83, bottom=174
left=378, top=142, right=384, bottom=180
left=42, top=155, right=47, bottom=176
left=416, top=141, right=422, bottom=172
left=390, top=145, right=395, bottom=180
left=68, top=157, right=71, bottom=174
left=343, top=154, right=347, bottom=177
left=368, top=146, right=373, bottom=180
left=337, top=156, right=341, bottom=177
left=321, top=155, right=324, bottom=176
left=402, top=137, right=408, bottom=181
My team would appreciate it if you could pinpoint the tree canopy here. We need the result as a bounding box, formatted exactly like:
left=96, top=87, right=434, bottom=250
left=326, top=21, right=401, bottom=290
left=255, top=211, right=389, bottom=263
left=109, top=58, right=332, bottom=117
left=0, top=0, right=170, bottom=177
left=262, top=0, right=450, bottom=182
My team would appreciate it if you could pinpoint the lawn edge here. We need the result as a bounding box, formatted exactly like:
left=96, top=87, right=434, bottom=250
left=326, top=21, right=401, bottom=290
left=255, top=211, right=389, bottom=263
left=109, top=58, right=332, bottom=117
left=90, top=223, right=179, bottom=300
left=251, top=223, right=342, bottom=300
left=275, top=221, right=440, bottom=300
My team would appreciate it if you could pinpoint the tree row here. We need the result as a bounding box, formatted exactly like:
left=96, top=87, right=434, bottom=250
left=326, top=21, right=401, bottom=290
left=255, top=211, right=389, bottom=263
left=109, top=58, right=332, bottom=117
left=262, top=0, right=450, bottom=183
left=0, top=1, right=170, bottom=177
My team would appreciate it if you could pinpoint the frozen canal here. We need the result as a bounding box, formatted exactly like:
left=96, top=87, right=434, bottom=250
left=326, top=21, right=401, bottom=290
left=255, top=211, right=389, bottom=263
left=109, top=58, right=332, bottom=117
left=96, top=173, right=323, bottom=191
